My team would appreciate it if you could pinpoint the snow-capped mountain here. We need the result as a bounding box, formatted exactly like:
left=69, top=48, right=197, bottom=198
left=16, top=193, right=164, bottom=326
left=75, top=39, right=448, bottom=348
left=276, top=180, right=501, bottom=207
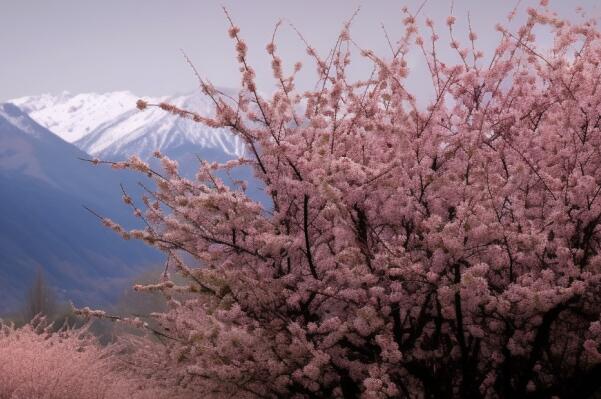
left=0, top=91, right=266, bottom=315
left=11, top=91, right=247, bottom=177
left=11, top=91, right=139, bottom=143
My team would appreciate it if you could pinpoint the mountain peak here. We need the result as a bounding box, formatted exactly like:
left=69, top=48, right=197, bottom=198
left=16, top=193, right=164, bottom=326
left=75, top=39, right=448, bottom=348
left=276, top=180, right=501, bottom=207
left=10, top=90, right=246, bottom=167
left=10, top=91, right=141, bottom=142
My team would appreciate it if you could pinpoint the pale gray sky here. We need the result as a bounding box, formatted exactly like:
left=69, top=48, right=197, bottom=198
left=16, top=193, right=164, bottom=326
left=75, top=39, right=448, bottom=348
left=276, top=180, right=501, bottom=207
left=1, top=0, right=599, bottom=102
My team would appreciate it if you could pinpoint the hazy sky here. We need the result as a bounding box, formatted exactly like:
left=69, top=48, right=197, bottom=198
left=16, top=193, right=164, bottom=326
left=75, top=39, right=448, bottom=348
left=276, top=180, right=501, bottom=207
left=1, top=0, right=600, bottom=102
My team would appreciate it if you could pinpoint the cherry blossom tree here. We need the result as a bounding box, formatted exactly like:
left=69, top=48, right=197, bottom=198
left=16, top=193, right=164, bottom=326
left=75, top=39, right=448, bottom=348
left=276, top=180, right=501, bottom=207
left=84, top=2, right=601, bottom=398
left=0, top=318, right=185, bottom=399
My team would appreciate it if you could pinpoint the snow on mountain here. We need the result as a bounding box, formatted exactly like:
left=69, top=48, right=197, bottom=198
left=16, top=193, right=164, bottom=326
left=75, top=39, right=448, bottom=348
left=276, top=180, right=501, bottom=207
left=10, top=91, right=246, bottom=168
left=11, top=91, right=139, bottom=143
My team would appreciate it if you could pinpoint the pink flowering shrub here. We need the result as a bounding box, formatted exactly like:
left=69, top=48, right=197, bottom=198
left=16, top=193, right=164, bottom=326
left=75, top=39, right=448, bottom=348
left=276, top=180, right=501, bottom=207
left=88, top=3, right=601, bottom=398
left=0, top=319, right=184, bottom=399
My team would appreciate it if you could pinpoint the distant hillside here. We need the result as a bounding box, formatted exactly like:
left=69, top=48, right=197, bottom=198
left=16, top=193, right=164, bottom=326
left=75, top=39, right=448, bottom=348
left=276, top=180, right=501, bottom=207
left=0, top=103, right=162, bottom=313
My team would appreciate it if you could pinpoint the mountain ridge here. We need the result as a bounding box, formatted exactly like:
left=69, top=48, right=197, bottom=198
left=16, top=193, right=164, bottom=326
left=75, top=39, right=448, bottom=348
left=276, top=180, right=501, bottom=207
left=10, top=90, right=246, bottom=168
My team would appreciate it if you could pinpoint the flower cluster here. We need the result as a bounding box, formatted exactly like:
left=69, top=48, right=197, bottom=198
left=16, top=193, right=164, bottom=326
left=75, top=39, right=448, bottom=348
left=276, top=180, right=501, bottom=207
left=0, top=319, right=187, bottom=398
left=95, top=3, right=601, bottom=398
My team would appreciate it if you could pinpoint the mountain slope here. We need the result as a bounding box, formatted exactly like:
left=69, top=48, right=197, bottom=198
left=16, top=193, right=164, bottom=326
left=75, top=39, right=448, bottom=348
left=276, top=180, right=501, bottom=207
left=11, top=91, right=246, bottom=176
left=11, top=90, right=268, bottom=204
left=0, top=103, right=161, bottom=313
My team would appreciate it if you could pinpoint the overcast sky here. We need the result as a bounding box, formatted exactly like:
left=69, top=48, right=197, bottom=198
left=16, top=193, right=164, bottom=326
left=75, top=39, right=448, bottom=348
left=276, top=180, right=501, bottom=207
left=1, top=0, right=600, bottom=102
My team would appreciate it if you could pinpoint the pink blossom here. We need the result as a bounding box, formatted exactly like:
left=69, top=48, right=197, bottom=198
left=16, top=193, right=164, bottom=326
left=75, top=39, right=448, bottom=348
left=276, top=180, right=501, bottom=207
left=85, top=5, right=601, bottom=398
